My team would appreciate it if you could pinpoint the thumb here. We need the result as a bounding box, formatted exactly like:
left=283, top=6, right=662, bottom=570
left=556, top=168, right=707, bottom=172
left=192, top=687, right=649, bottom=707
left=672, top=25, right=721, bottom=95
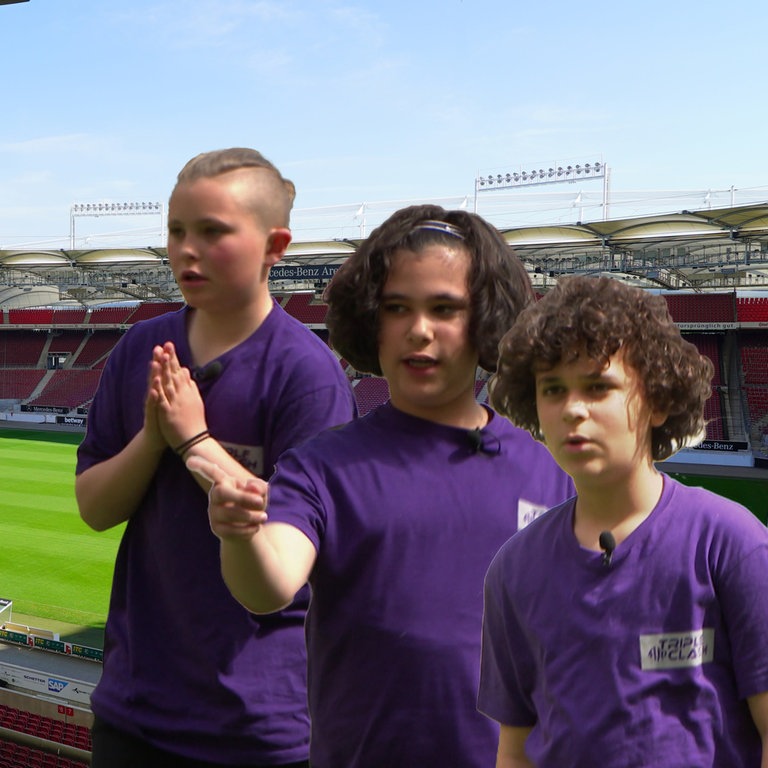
left=186, top=456, right=230, bottom=486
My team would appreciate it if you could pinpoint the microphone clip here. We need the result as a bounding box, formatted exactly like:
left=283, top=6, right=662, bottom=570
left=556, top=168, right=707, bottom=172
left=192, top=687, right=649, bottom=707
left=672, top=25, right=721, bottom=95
left=465, top=428, right=502, bottom=456
left=192, top=360, right=223, bottom=383
left=598, top=530, right=616, bottom=567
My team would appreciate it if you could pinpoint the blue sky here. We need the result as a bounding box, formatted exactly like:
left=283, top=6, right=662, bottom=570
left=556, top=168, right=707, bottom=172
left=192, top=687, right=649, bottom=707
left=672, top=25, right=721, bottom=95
left=1, top=0, right=767, bottom=249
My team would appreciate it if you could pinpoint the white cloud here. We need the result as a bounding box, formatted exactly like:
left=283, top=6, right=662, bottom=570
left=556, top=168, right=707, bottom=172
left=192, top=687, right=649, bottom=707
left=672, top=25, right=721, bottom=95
left=0, top=134, right=97, bottom=156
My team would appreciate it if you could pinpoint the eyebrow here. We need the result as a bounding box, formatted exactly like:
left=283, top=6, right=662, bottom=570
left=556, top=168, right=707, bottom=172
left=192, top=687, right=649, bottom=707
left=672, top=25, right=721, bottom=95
left=535, top=368, right=609, bottom=384
left=380, top=290, right=467, bottom=302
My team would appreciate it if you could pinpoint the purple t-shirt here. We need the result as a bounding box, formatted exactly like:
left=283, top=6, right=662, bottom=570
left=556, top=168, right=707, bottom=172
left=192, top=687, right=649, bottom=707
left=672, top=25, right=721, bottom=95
left=76, top=301, right=356, bottom=764
left=479, top=475, right=768, bottom=767
left=266, top=402, right=574, bottom=768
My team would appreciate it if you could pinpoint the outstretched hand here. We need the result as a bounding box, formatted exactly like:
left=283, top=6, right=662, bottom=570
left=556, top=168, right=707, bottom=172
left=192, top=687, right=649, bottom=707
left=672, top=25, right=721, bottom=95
left=186, top=456, right=269, bottom=540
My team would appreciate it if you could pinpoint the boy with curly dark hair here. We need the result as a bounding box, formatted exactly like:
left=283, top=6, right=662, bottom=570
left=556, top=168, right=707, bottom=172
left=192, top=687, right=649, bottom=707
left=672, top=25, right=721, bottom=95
left=479, top=275, right=768, bottom=767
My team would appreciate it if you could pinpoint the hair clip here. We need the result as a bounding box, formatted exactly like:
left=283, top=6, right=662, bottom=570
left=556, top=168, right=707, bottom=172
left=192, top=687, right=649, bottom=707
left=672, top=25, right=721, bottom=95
left=411, top=220, right=465, bottom=241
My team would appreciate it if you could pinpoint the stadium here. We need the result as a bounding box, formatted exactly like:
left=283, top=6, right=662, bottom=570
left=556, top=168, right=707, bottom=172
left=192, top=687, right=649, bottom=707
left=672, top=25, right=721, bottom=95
left=1, top=187, right=768, bottom=766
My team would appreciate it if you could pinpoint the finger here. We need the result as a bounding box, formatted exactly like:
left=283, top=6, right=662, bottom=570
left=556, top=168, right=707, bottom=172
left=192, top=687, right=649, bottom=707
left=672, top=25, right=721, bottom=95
left=243, top=477, right=269, bottom=501
left=211, top=504, right=268, bottom=526
left=148, top=360, right=163, bottom=386
left=147, top=357, right=160, bottom=388
left=160, top=357, right=180, bottom=396
left=163, top=341, right=181, bottom=374
left=148, top=370, right=167, bottom=406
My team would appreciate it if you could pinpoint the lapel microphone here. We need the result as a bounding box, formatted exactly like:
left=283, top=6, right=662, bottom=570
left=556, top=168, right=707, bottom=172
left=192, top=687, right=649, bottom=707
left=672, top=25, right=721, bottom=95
left=465, top=428, right=502, bottom=456
left=599, top=531, right=616, bottom=567
left=192, top=361, right=223, bottom=383
left=467, top=428, right=483, bottom=453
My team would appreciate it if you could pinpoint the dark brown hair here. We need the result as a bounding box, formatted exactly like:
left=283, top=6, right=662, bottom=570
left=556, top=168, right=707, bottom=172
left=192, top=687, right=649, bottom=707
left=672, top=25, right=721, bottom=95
left=324, top=204, right=534, bottom=374
left=489, top=275, right=714, bottom=460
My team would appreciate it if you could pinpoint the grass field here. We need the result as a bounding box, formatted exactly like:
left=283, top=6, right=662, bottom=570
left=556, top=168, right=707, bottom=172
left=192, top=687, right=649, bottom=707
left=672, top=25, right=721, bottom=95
left=1, top=428, right=123, bottom=645
left=670, top=470, right=768, bottom=525
left=1, top=427, right=766, bottom=653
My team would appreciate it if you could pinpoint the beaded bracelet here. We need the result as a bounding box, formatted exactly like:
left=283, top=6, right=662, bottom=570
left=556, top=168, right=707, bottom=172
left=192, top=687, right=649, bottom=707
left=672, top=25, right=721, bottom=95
left=174, top=430, right=211, bottom=458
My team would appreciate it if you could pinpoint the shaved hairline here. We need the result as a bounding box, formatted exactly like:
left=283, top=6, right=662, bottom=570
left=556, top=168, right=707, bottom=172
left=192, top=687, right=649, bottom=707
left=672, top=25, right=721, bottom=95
left=174, top=148, right=295, bottom=229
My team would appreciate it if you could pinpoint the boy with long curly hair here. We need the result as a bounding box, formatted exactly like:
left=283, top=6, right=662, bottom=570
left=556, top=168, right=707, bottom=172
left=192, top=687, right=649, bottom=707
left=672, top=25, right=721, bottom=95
left=479, top=275, right=768, bottom=767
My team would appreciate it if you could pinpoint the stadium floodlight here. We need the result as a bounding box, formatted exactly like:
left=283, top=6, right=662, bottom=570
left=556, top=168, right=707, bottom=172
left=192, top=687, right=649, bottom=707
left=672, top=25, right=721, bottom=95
left=475, top=159, right=606, bottom=193
left=71, top=201, right=162, bottom=216
left=473, top=158, right=610, bottom=219
left=69, top=201, right=164, bottom=248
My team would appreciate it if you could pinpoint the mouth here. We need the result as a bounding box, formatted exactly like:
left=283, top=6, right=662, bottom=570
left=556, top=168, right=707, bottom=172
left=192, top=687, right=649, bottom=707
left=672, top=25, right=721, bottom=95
left=564, top=435, right=590, bottom=448
left=403, top=355, right=437, bottom=369
left=180, top=270, right=206, bottom=284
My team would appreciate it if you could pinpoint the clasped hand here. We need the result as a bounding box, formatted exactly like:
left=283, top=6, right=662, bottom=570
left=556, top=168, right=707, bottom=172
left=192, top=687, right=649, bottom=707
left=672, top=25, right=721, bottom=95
left=186, top=456, right=269, bottom=540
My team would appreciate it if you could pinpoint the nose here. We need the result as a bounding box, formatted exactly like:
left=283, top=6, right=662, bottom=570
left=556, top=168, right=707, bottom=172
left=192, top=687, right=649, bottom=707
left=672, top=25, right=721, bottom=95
left=562, top=393, right=588, bottom=422
left=406, top=312, right=433, bottom=343
left=168, top=230, right=199, bottom=261
left=176, top=239, right=200, bottom=264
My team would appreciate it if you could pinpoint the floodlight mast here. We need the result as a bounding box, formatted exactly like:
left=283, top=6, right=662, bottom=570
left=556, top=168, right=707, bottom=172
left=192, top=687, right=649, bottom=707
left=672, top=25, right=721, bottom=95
left=69, top=201, right=165, bottom=249
left=473, top=159, right=610, bottom=221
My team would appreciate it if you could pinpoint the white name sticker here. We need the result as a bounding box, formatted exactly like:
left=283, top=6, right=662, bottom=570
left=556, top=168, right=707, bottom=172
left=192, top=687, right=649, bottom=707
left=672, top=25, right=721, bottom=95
left=517, top=499, right=549, bottom=531
left=639, top=628, right=714, bottom=670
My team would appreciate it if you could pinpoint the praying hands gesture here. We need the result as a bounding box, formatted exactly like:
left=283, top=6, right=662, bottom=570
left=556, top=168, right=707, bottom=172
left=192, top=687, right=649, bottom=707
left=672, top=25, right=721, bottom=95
left=148, top=341, right=208, bottom=451
left=146, top=343, right=262, bottom=490
left=76, top=340, right=203, bottom=530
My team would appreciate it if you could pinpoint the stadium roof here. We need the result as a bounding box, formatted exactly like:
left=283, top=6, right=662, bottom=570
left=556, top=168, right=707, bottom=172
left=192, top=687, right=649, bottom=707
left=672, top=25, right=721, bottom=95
left=1, top=202, right=768, bottom=306
left=502, top=203, right=768, bottom=251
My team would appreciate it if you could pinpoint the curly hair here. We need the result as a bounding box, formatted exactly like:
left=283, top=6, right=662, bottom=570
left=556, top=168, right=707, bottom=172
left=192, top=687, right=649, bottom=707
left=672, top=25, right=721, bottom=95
left=489, top=276, right=714, bottom=461
left=173, top=147, right=295, bottom=227
left=324, top=204, right=534, bottom=374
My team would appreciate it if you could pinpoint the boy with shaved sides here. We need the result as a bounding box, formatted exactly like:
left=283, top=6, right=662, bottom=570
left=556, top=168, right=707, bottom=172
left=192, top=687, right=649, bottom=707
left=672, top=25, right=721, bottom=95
left=76, top=148, right=355, bottom=768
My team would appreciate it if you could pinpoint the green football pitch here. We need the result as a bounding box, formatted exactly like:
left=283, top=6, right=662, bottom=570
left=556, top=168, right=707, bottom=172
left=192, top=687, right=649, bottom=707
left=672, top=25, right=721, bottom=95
left=1, top=427, right=766, bottom=651
left=0, top=428, right=123, bottom=644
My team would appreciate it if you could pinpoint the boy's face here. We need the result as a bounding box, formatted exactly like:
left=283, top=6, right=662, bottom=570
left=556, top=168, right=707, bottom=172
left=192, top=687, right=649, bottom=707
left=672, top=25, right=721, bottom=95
left=377, top=243, right=481, bottom=427
left=534, top=351, right=666, bottom=490
left=166, top=169, right=290, bottom=314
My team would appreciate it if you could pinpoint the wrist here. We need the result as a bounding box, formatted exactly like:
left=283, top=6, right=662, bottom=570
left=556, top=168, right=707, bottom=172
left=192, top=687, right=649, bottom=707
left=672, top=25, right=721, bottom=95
left=174, top=430, right=211, bottom=458
left=141, top=423, right=169, bottom=454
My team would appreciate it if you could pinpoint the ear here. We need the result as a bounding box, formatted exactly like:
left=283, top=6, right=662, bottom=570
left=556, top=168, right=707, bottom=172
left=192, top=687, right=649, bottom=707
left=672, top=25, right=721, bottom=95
left=264, top=227, right=292, bottom=267
left=650, top=409, right=668, bottom=428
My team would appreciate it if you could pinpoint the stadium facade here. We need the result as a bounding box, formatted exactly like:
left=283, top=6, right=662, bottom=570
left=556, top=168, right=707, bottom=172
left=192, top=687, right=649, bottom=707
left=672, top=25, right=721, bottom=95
left=1, top=199, right=767, bottom=477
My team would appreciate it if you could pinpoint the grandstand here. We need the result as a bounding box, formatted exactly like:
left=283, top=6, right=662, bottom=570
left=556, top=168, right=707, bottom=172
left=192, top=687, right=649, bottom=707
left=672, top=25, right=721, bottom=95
left=0, top=645, right=95, bottom=768
left=2, top=289, right=766, bottom=456
left=0, top=702, right=91, bottom=768
left=2, top=200, right=768, bottom=462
